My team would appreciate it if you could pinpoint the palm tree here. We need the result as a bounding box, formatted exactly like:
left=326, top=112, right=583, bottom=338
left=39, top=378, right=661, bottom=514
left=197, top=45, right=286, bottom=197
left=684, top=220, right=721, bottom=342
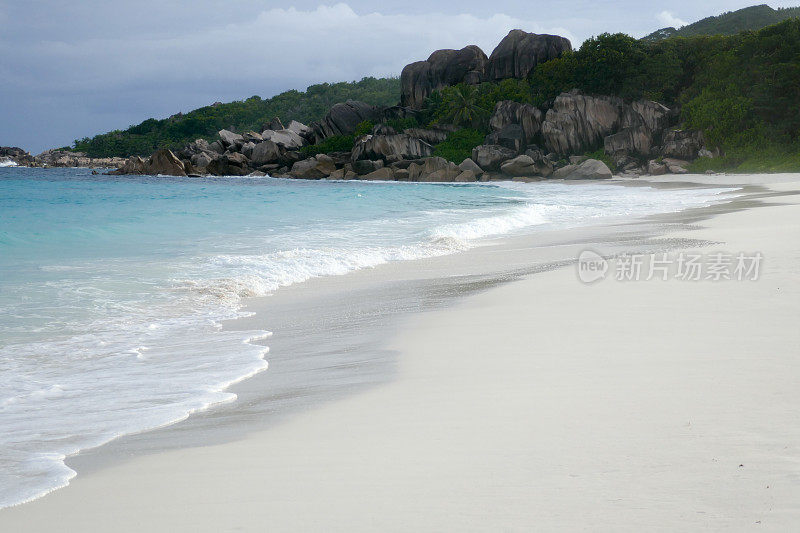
left=443, top=85, right=490, bottom=129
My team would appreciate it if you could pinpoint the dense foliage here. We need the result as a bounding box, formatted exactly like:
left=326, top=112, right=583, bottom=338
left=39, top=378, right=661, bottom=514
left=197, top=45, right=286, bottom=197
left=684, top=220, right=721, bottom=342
left=432, top=129, right=485, bottom=164
left=421, top=79, right=533, bottom=131
left=72, top=77, right=401, bottom=157
left=299, top=135, right=355, bottom=157
left=422, top=19, right=800, bottom=171
left=643, top=4, right=800, bottom=41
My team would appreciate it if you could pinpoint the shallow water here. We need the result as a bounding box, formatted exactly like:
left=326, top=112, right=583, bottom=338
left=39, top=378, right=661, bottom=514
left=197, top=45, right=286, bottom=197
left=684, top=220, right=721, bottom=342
left=0, top=167, right=735, bottom=507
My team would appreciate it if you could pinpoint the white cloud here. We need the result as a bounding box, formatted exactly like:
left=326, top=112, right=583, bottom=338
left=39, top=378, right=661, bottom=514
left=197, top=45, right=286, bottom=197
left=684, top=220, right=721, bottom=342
left=1, top=2, right=585, bottom=152
left=6, top=3, right=579, bottom=92
left=656, top=10, right=687, bottom=29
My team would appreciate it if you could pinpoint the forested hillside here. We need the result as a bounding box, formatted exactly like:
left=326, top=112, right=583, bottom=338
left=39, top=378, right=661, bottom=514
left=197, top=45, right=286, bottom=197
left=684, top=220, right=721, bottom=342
left=643, top=4, right=800, bottom=41
left=72, top=77, right=400, bottom=157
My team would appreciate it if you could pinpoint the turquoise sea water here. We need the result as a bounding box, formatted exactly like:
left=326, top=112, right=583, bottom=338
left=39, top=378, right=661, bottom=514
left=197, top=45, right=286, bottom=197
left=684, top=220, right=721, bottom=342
left=0, top=167, right=735, bottom=507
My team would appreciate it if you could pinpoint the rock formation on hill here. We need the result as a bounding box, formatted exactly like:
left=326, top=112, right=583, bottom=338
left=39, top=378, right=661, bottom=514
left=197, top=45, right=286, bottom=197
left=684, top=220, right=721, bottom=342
left=310, top=100, right=383, bottom=142
left=400, top=30, right=572, bottom=109
left=400, top=46, right=488, bottom=109
left=485, top=30, right=572, bottom=81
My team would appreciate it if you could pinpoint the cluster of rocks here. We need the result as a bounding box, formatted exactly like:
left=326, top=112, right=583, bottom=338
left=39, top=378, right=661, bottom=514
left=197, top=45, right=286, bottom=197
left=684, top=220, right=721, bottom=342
left=1, top=147, right=34, bottom=166
left=110, top=118, right=316, bottom=177
left=401, top=30, right=572, bottom=108
left=110, top=85, right=713, bottom=182
left=0, top=146, right=128, bottom=168
left=467, top=89, right=712, bottom=180
left=36, top=150, right=127, bottom=168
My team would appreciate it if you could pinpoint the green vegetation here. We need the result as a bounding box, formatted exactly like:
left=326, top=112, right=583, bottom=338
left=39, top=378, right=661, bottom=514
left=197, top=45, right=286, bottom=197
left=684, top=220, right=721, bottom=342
left=353, top=120, right=375, bottom=137
left=689, top=149, right=800, bottom=173
left=432, top=129, right=485, bottom=164
left=299, top=135, right=355, bottom=157
left=643, top=4, right=800, bottom=41
left=72, top=77, right=401, bottom=157
left=421, top=79, right=533, bottom=131
left=385, top=117, right=420, bottom=131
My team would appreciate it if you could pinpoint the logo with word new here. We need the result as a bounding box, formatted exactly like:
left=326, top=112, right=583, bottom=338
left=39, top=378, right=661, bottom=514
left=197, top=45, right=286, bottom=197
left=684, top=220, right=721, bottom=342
left=577, top=250, right=608, bottom=283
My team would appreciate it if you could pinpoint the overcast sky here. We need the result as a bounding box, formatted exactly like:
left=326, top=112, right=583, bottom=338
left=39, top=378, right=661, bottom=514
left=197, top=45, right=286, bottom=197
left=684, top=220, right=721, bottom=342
left=1, top=1, right=797, bottom=153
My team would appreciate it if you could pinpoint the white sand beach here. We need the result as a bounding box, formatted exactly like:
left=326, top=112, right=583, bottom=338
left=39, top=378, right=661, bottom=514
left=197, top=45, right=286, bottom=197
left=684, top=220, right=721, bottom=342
left=1, top=176, right=799, bottom=531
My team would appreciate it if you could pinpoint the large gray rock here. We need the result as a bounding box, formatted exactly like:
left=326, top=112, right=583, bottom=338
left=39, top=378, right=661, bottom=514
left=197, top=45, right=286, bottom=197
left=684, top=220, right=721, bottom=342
left=145, top=149, right=187, bottom=176
left=484, top=124, right=525, bottom=152
left=351, top=134, right=434, bottom=163
left=360, top=167, right=396, bottom=181
left=108, top=149, right=186, bottom=176
left=111, top=155, right=148, bottom=175
left=486, top=30, right=572, bottom=81
left=489, top=100, right=543, bottom=145
left=647, top=160, right=668, bottom=176
left=542, top=91, right=626, bottom=155
left=458, top=157, right=484, bottom=176
left=471, top=144, right=516, bottom=171
left=352, top=159, right=384, bottom=175
left=250, top=140, right=286, bottom=165
left=407, top=157, right=462, bottom=182
left=290, top=154, right=336, bottom=179
left=630, top=100, right=672, bottom=134
left=241, top=142, right=256, bottom=159
left=524, top=149, right=555, bottom=177
left=218, top=129, right=244, bottom=148
left=209, top=140, right=225, bottom=154
left=262, top=129, right=305, bottom=150
left=663, top=157, right=690, bottom=174
left=191, top=152, right=214, bottom=170
left=400, top=45, right=488, bottom=109
left=178, top=138, right=214, bottom=159
left=500, top=155, right=539, bottom=176
left=604, top=125, right=652, bottom=161
left=553, top=159, right=612, bottom=180
left=453, top=169, right=478, bottom=182
left=543, top=90, right=675, bottom=157
left=603, top=100, right=673, bottom=163
left=264, top=117, right=284, bottom=131
left=310, top=100, right=383, bottom=142
left=206, top=152, right=250, bottom=176
left=661, top=129, right=705, bottom=160
left=242, top=131, right=263, bottom=143
left=285, top=120, right=312, bottom=137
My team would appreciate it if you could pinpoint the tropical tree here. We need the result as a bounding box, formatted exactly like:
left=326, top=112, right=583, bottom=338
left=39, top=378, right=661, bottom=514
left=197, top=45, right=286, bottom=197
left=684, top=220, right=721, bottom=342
left=439, top=85, right=491, bottom=129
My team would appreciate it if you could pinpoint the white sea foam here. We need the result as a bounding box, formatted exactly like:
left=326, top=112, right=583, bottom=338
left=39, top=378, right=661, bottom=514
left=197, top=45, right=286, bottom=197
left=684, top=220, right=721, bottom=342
left=0, top=158, right=19, bottom=167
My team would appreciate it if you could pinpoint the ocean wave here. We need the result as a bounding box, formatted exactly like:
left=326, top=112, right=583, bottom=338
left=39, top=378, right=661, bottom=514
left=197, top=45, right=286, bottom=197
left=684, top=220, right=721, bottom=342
left=430, top=203, right=556, bottom=241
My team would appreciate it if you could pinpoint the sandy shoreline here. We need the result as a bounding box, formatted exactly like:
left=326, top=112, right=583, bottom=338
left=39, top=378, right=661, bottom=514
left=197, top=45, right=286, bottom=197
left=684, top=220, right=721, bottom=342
left=2, top=175, right=798, bottom=531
